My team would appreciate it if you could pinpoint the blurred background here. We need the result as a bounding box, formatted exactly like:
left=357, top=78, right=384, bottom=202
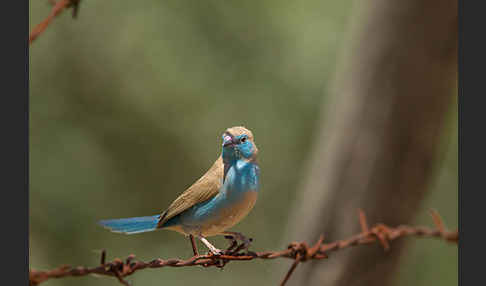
left=29, top=1, right=457, bottom=286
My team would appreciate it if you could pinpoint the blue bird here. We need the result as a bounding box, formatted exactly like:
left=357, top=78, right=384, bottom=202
left=99, top=126, right=260, bottom=255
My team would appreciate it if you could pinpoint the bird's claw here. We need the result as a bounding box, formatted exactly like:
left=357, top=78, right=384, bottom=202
left=223, top=232, right=253, bottom=254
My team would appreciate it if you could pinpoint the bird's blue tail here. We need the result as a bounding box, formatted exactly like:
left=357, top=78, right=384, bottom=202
left=98, top=215, right=160, bottom=234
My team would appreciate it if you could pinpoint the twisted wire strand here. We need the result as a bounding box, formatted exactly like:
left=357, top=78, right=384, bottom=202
left=29, top=210, right=458, bottom=286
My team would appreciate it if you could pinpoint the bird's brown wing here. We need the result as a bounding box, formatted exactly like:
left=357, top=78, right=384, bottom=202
left=157, top=156, right=223, bottom=228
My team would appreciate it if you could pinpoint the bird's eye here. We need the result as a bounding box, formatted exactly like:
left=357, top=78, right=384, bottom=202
left=240, top=137, right=247, bottom=143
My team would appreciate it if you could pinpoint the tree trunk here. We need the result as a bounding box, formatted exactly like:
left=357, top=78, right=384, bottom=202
left=281, top=0, right=457, bottom=285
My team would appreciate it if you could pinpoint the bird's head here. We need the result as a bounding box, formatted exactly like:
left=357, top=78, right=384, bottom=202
left=221, top=126, right=258, bottom=162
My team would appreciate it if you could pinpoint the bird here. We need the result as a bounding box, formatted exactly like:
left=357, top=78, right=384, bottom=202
left=98, top=126, right=260, bottom=255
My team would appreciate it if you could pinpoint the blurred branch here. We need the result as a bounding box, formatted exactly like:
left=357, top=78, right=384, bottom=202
left=29, top=210, right=457, bottom=286
left=282, top=0, right=458, bottom=284
left=29, top=0, right=81, bottom=45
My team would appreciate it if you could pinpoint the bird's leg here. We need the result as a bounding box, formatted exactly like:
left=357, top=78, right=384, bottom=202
left=221, top=231, right=253, bottom=252
left=198, top=236, right=223, bottom=255
left=189, top=234, right=199, bottom=256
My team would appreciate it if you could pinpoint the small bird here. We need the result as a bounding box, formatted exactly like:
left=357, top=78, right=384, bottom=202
left=99, top=126, right=260, bottom=255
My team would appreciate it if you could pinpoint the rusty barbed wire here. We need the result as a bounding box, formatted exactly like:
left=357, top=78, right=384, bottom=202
left=29, top=0, right=81, bottom=45
left=29, top=210, right=458, bottom=286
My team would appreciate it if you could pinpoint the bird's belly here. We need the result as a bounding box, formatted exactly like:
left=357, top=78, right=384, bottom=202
left=178, top=191, right=258, bottom=237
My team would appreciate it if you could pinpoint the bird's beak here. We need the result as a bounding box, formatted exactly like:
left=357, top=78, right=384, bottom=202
left=223, top=134, right=237, bottom=147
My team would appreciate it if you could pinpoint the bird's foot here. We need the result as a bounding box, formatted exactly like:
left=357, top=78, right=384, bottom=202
left=223, top=231, right=253, bottom=254
left=209, top=248, right=224, bottom=256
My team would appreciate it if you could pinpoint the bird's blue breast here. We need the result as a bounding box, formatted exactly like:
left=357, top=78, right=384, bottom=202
left=163, top=160, right=259, bottom=236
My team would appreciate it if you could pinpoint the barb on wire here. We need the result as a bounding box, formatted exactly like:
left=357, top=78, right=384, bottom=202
left=29, top=0, right=81, bottom=45
left=29, top=210, right=458, bottom=286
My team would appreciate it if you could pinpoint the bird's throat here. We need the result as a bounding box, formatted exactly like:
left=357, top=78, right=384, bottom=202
left=222, top=159, right=259, bottom=196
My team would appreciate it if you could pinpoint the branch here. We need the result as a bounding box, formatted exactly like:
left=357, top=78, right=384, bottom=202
left=29, top=210, right=458, bottom=286
left=29, top=0, right=81, bottom=45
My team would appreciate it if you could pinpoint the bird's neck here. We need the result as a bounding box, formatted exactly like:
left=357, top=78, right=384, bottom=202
left=223, top=154, right=257, bottom=182
left=222, top=158, right=259, bottom=195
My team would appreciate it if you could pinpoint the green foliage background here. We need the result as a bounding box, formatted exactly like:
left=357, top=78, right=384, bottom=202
left=29, top=1, right=457, bottom=285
